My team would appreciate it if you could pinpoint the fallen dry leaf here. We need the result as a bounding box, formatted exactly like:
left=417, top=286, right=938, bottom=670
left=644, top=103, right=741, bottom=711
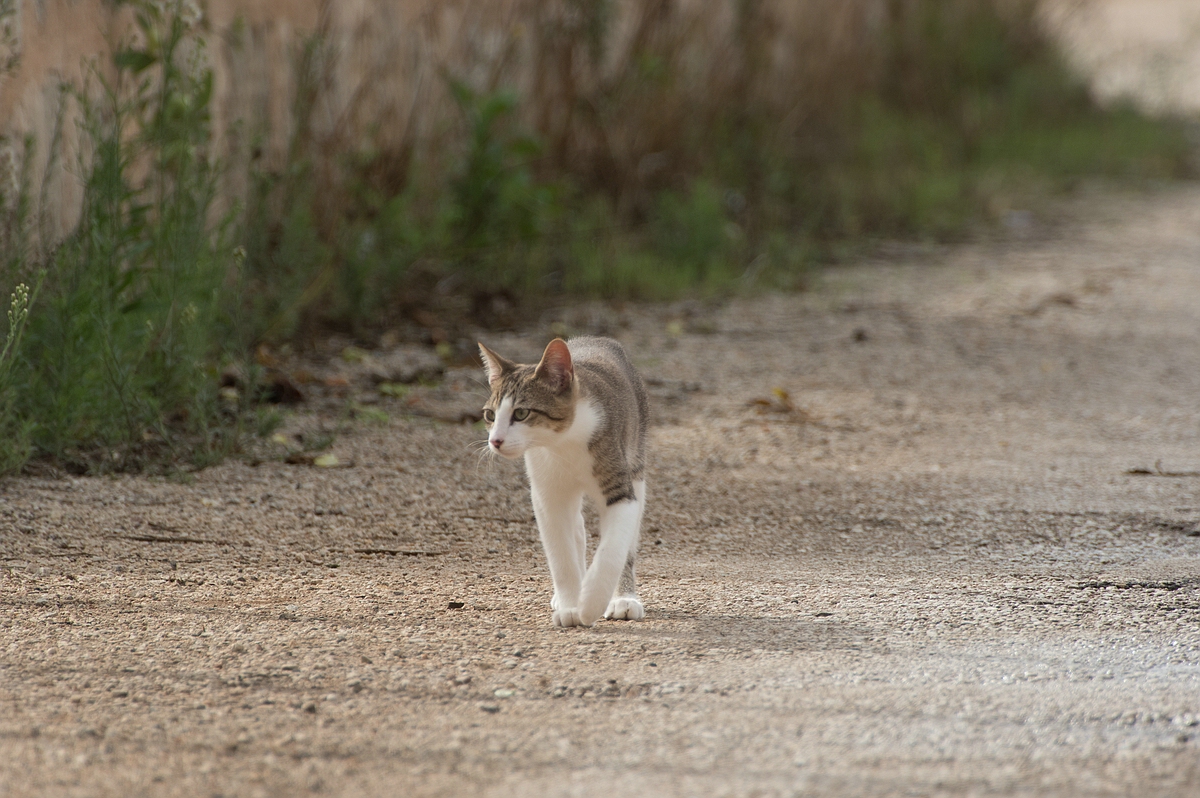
left=749, top=387, right=794, bottom=413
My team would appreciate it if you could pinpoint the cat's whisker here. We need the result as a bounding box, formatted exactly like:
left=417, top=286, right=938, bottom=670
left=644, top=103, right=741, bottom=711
left=467, top=440, right=497, bottom=471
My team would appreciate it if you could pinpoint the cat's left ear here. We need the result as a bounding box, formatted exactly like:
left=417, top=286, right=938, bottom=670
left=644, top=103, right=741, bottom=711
left=535, top=338, right=573, bottom=394
left=478, top=342, right=515, bottom=386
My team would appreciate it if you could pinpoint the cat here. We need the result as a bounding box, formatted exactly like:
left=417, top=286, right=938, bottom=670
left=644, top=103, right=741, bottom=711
left=478, top=336, right=649, bottom=627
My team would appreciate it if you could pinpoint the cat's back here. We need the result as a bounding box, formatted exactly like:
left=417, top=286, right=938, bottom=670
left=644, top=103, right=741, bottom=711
left=568, top=336, right=648, bottom=443
left=568, top=336, right=645, bottom=400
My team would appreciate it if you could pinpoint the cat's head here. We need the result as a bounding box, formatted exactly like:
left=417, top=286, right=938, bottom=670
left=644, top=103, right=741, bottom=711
left=478, top=338, right=576, bottom=459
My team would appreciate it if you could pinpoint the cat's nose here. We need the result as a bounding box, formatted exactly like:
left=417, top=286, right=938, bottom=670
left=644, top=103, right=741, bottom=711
left=490, top=438, right=504, bottom=450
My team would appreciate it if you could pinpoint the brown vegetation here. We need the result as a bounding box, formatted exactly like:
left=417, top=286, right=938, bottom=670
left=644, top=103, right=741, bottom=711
left=0, top=1, right=1051, bottom=235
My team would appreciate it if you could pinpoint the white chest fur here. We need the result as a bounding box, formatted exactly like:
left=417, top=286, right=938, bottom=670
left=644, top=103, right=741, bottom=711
left=524, top=398, right=603, bottom=502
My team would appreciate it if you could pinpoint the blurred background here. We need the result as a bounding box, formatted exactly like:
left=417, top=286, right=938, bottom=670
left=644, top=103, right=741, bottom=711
left=0, top=0, right=1197, bottom=473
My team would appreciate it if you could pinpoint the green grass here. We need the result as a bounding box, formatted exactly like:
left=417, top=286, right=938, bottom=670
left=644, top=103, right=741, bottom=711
left=0, top=1, right=259, bottom=474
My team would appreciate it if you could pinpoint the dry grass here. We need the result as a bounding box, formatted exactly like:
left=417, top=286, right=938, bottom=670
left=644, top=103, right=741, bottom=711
left=1, top=1, right=1180, bottom=244
left=231, top=0, right=880, bottom=219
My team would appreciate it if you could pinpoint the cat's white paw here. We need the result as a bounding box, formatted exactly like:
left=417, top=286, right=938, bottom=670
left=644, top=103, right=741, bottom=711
left=604, top=596, right=645, bottom=621
left=552, top=608, right=593, bottom=628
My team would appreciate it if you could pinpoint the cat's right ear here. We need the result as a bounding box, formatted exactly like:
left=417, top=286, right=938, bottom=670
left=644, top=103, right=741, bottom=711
left=478, top=342, right=513, bottom=386
left=534, top=338, right=574, bottom=394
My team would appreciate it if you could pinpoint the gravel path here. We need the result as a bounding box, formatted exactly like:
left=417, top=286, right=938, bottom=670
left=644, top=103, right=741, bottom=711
left=3, top=188, right=1200, bottom=797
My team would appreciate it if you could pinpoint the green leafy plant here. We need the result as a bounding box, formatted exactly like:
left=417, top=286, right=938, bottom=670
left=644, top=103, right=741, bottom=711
left=0, top=0, right=251, bottom=474
left=449, top=80, right=550, bottom=258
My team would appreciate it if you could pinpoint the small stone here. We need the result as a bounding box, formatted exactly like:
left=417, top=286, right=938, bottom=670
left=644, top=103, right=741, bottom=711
left=479, top=703, right=501, bottom=714
left=493, top=688, right=515, bottom=699
left=302, top=702, right=317, bottom=714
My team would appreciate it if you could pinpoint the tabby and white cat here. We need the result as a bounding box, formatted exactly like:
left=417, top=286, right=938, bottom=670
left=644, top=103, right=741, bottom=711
left=478, top=336, right=649, bottom=627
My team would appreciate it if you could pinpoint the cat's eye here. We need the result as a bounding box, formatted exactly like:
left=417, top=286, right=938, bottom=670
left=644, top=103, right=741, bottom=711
left=483, top=408, right=496, bottom=423
left=513, top=408, right=530, bottom=422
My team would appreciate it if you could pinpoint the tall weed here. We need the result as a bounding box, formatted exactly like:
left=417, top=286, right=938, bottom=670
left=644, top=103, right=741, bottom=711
left=1, top=0, right=247, bottom=474
left=0, top=279, right=39, bottom=471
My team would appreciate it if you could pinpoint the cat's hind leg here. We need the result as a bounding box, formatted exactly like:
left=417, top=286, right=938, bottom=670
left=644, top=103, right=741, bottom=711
left=605, top=551, right=645, bottom=620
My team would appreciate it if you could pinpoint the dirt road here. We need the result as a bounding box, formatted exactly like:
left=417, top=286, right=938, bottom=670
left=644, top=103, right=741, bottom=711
left=3, top=188, right=1200, bottom=797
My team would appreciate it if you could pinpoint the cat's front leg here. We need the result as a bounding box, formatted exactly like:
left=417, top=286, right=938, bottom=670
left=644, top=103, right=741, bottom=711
left=531, top=486, right=586, bottom=620
left=567, top=491, right=643, bottom=627
left=550, top=506, right=587, bottom=611
left=605, top=479, right=645, bottom=620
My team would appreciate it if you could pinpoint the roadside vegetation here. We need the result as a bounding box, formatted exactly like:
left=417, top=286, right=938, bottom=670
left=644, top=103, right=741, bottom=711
left=0, top=3, right=265, bottom=474
left=0, top=0, right=1192, bottom=474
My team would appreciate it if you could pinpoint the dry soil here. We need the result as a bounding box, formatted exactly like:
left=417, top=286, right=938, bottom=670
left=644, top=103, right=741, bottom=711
left=3, top=188, right=1200, bottom=797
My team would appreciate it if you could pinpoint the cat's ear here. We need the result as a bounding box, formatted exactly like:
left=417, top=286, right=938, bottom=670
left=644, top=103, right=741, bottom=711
left=535, top=338, right=573, bottom=394
left=478, top=342, right=514, bottom=386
